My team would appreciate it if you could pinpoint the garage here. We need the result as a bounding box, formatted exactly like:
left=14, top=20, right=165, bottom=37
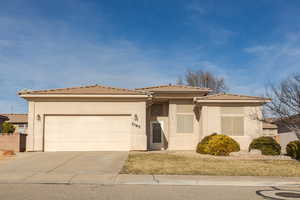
left=44, top=115, right=131, bottom=151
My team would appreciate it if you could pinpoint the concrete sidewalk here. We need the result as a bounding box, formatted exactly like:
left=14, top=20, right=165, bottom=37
left=0, top=173, right=299, bottom=187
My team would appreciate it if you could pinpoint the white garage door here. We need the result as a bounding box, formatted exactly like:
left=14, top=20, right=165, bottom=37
left=44, top=115, right=131, bottom=151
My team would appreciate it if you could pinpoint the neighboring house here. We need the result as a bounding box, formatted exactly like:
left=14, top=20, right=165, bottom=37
left=0, top=114, right=28, bottom=134
left=273, top=115, right=300, bottom=153
left=262, top=121, right=278, bottom=136
left=0, top=115, right=9, bottom=133
left=19, top=84, right=270, bottom=152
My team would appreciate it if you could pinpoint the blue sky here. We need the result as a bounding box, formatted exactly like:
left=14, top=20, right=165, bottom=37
left=1, top=0, right=300, bottom=113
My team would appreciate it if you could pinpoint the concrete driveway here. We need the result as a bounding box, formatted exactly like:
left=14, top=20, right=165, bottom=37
left=0, top=151, right=128, bottom=184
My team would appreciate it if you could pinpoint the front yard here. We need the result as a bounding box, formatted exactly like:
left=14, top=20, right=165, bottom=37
left=121, top=152, right=300, bottom=177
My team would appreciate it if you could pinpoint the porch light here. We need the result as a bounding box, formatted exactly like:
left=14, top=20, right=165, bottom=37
left=36, top=114, right=41, bottom=121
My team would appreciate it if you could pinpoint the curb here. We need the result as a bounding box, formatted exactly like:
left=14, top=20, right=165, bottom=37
left=0, top=174, right=299, bottom=187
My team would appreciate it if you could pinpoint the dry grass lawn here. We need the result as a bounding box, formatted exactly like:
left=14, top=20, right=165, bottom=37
left=121, top=152, right=300, bottom=177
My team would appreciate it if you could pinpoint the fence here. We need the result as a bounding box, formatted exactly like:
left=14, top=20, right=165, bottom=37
left=0, top=133, right=27, bottom=152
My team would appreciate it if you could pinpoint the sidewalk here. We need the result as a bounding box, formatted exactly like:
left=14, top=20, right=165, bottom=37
left=0, top=173, right=299, bottom=187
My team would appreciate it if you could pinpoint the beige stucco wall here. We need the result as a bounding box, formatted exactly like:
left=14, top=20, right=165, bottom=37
left=26, top=98, right=147, bottom=151
left=168, top=100, right=200, bottom=150
left=262, top=129, right=278, bottom=136
left=200, top=105, right=263, bottom=150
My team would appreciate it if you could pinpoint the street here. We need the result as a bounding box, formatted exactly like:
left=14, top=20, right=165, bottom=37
left=0, top=184, right=299, bottom=200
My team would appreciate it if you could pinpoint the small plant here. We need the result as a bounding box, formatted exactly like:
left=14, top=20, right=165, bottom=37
left=1, top=122, right=15, bottom=134
left=249, top=136, right=281, bottom=156
left=196, top=134, right=240, bottom=156
left=286, top=140, right=300, bottom=160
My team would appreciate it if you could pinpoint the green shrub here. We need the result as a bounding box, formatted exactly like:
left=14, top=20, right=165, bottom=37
left=196, top=134, right=240, bottom=156
left=196, top=133, right=217, bottom=154
left=1, top=122, right=15, bottom=134
left=286, top=140, right=300, bottom=160
left=249, top=136, right=281, bottom=155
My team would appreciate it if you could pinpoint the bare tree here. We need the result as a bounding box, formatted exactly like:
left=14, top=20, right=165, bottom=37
left=264, top=74, right=300, bottom=139
left=178, top=69, right=228, bottom=93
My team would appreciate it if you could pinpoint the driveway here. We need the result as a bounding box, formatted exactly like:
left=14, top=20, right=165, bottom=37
left=0, top=151, right=128, bottom=184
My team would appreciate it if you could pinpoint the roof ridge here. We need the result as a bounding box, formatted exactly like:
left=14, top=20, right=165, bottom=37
left=135, top=84, right=210, bottom=90
left=19, top=84, right=145, bottom=95
left=19, top=84, right=99, bottom=94
left=197, top=93, right=269, bottom=100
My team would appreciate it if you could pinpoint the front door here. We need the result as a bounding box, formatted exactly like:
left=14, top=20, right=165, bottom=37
left=150, top=121, right=164, bottom=150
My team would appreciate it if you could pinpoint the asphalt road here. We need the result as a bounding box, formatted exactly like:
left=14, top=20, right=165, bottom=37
left=1, top=184, right=299, bottom=200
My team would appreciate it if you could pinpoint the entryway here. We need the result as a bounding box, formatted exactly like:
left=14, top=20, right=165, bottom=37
left=150, top=121, right=164, bottom=150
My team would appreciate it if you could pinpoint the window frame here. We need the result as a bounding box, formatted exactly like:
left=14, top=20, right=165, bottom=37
left=176, top=104, right=194, bottom=134
left=220, top=107, right=245, bottom=136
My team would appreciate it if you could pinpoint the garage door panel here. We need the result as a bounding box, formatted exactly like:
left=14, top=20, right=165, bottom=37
left=44, top=115, right=131, bottom=151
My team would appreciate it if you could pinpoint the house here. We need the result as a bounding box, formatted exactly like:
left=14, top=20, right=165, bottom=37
left=273, top=115, right=300, bottom=152
left=0, top=115, right=9, bottom=133
left=0, top=114, right=28, bottom=134
left=19, top=84, right=270, bottom=152
left=262, top=121, right=278, bottom=136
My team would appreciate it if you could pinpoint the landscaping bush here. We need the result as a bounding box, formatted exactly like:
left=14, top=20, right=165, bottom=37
left=196, top=133, right=217, bottom=154
left=1, top=122, right=15, bottom=134
left=249, top=136, right=281, bottom=155
left=196, top=134, right=240, bottom=156
left=286, top=140, right=300, bottom=160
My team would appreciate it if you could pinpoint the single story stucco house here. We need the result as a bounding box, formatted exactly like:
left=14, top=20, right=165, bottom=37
left=19, top=84, right=271, bottom=152
left=0, top=114, right=28, bottom=134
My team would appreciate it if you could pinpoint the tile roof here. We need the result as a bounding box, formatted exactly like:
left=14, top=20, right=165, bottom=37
left=19, top=84, right=147, bottom=95
left=0, top=114, right=27, bottom=123
left=196, top=93, right=270, bottom=101
left=135, top=84, right=211, bottom=92
left=0, top=115, right=9, bottom=120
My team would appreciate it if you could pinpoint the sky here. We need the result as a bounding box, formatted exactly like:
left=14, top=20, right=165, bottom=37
left=0, top=0, right=300, bottom=113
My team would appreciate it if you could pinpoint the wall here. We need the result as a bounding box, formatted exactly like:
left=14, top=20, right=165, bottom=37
left=168, top=99, right=200, bottom=150
left=200, top=105, right=263, bottom=150
left=278, top=132, right=299, bottom=153
left=262, top=129, right=278, bottom=136
left=26, top=98, right=147, bottom=151
left=0, top=133, right=26, bottom=152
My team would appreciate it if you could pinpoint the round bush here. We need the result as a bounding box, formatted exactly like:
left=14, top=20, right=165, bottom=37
left=196, top=134, right=240, bottom=156
left=286, top=140, right=300, bottom=160
left=196, top=133, right=217, bottom=154
left=249, top=136, right=281, bottom=155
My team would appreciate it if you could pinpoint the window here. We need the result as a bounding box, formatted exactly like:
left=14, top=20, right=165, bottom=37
left=176, top=104, right=194, bottom=133
left=177, top=115, right=194, bottom=133
left=221, top=107, right=244, bottom=136
left=151, top=104, right=163, bottom=116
